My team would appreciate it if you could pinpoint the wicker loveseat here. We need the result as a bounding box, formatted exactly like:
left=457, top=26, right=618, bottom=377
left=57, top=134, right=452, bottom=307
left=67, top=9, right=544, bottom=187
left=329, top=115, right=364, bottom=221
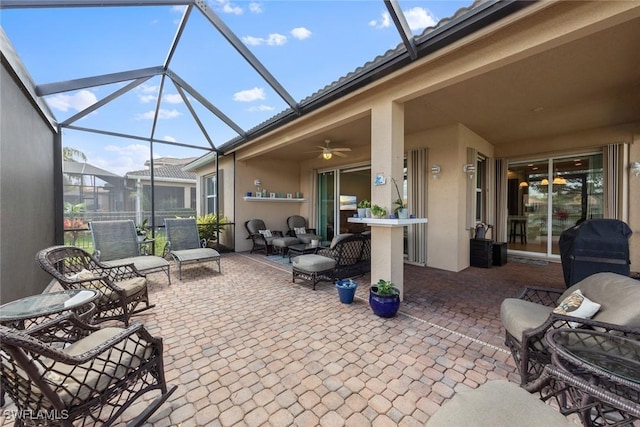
left=0, top=314, right=176, bottom=426
left=500, top=272, right=640, bottom=389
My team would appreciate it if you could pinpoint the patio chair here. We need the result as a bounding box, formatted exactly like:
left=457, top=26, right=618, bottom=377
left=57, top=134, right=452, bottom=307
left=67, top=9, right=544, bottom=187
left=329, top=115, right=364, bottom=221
left=286, top=215, right=323, bottom=244
left=36, top=245, right=154, bottom=326
left=244, top=219, right=286, bottom=255
left=0, top=313, right=176, bottom=426
left=89, top=219, right=171, bottom=285
left=500, top=272, right=640, bottom=389
left=163, top=218, right=221, bottom=279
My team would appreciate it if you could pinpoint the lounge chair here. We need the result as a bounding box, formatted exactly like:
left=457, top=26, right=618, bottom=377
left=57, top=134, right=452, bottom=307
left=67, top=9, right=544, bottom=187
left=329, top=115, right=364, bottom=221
left=0, top=313, right=176, bottom=426
left=36, top=245, right=154, bottom=326
left=164, top=218, right=221, bottom=279
left=89, top=220, right=171, bottom=285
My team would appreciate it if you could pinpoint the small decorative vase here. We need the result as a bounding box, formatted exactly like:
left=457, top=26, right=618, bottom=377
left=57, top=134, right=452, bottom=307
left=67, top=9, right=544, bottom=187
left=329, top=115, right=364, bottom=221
left=336, top=279, right=358, bottom=304
left=357, top=208, right=366, bottom=218
left=398, top=208, right=409, bottom=219
left=365, top=208, right=372, bottom=218
left=369, top=286, right=400, bottom=317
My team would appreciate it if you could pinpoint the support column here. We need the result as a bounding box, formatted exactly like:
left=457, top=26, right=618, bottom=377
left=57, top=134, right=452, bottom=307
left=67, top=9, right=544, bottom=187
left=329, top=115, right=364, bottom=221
left=370, top=100, right=406, bottom=299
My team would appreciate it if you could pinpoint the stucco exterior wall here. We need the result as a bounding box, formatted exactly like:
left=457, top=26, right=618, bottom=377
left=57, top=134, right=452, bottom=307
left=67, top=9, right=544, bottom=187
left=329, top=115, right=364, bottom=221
left=1, top=64, right=57, bottom=303
left=234, top=158, right=303, bottom=252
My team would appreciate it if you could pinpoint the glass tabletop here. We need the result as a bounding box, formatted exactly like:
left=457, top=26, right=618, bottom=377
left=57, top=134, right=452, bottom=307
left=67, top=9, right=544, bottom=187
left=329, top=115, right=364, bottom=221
left=549, top=329, right=640, bottom=384
left=0, top=289, right=98, bottom=322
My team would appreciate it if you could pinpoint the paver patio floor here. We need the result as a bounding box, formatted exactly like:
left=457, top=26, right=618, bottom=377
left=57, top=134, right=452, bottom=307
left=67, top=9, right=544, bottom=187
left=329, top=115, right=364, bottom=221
left=1, top=252, right=566, bottom=427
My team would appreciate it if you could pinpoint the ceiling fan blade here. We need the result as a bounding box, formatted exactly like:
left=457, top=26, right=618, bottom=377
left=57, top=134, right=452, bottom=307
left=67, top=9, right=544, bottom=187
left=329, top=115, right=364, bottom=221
left=333, top=151, right=348, bottom=157
left=332, top=148, right=351, bottom=152
left=316, top=146, right=328, bottom=150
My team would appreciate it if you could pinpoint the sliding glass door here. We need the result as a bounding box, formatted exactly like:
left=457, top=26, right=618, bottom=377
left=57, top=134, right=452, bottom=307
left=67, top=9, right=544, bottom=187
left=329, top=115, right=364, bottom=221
left=317, top=167, right=371, bottom=241
left=508, top=153, right=603, bottom=257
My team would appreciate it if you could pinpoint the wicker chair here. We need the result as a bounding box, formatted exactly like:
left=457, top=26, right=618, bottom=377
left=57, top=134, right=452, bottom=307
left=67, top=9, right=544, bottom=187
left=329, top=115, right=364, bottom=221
left=163, top=218, right=221, bottom=279
left=36, top=246, right=155, bottom=327
left=244, top=219, right=284, bottom=255
left=89, top=220, right=171, bottom=285
left=0, top=314, right=176, bottom=426
left=500, top=272, right=640, bottom=389
left=286, top=215, right=323, bottom=244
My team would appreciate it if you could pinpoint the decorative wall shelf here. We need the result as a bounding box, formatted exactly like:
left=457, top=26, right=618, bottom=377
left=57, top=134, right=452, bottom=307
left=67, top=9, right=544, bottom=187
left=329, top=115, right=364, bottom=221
left=243, top=197, right=306, bottom=202
left=347, top=217, right=428, bottom=228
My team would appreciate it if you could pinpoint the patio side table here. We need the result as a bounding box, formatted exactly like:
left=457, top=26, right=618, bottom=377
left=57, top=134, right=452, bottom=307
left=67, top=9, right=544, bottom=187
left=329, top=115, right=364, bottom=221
left=545, top=328, right=640, bottom=426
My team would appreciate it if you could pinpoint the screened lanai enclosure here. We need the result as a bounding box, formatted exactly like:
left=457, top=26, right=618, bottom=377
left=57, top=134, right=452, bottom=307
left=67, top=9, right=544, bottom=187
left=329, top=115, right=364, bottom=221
left=1, top=0, right=483, bottom=257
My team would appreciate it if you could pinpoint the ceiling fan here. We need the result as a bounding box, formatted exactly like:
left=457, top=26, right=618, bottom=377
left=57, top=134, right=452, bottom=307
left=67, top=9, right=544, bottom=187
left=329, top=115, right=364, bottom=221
left=312, top=140, right=351, bottom=160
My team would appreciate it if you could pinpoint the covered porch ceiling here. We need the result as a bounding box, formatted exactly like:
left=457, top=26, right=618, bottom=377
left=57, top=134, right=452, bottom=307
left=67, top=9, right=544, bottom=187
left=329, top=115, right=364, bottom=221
left=255, top=12, right=640, bottom=161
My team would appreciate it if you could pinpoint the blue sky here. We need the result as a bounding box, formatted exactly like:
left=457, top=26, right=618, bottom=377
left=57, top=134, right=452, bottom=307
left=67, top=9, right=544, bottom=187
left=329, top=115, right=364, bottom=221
left=2, top=0, right=470, bottom=176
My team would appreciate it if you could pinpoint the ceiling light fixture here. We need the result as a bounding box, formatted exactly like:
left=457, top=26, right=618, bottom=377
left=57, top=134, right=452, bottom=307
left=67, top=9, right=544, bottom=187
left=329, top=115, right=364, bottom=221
left=322, top=152, right=332, bottom=160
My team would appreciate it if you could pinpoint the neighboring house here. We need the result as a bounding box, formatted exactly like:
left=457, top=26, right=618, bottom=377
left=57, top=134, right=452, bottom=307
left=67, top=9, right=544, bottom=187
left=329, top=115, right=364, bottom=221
left=63, top=160, right=125, bottom=213
left=125, top=157, right=197, bottom=226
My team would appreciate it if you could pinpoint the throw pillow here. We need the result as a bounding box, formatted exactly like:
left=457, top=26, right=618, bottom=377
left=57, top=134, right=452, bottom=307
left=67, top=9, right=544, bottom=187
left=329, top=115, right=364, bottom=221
left=66, top=269, right=95, bottom=281
left=294, top=227, right=307, bottom=235
left=258, top=229, right=273, bottom=237
left=553, top=289, right=601, bottom=328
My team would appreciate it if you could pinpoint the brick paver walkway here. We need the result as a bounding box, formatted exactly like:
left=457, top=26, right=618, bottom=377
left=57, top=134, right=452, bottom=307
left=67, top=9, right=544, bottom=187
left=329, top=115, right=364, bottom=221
left=1, top=252, right=566, bottom=427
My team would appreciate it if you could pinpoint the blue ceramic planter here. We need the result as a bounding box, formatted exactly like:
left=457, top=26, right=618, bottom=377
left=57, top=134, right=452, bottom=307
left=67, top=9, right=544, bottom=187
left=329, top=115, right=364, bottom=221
left=369, top=286, right=400, bottom=317
left=336, top=279, right=357, bottom=304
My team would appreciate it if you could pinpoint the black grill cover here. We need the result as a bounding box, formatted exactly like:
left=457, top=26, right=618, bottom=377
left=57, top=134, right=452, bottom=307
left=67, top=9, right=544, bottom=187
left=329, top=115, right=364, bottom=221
left=559, top=219, right=632, bottom=287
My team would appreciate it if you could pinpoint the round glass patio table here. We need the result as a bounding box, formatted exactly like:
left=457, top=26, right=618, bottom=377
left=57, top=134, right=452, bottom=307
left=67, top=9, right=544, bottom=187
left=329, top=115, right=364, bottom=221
left=0, top=289, right=98, bottom=329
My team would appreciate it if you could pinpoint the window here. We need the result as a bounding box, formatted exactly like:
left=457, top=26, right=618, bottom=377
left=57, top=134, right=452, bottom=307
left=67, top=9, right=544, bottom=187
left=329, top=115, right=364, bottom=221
left=205, top=174, right=217, bottom=215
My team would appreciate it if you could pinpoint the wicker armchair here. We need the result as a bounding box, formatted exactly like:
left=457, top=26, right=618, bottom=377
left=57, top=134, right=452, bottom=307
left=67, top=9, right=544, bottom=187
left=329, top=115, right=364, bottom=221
left=36, top=246, right=155, bottom=327
left=0, top=314, right=176, bottom=426
left=244, top=219, right=284, bottom=255
left=500, top=272, right=640, bottom=389
left=163, top=218, right=221, bottom=279
left=286, top=215, right=323, bottom=244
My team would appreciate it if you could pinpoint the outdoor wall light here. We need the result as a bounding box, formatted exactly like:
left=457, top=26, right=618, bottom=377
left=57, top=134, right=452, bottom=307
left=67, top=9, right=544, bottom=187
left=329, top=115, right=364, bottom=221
left=254, top=179, right=262, bottom=187
left=631, top=161, right=640, bottom=177
left=462, top=163, right=476, bottom=179
left=431, top=164, right=441, bottom=178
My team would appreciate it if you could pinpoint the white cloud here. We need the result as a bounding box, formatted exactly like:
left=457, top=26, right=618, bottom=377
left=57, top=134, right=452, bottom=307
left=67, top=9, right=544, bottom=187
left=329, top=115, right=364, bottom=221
left=137, top=84, right=159, bottom=103
left=404, top=7, right=438, bottom=31
left=214, top=0, right=243, bottom=15
left=162, top=135, right=178, bottom=142
left=135, top=109, right=182, bottom=120
left=291, top=27, right=311, bottom=40
left=369, top=12, right=391, bottom=29
left=233, top=87, right=266, bottom=102
left=247, top=105, right=274, bottom=112
left=163, top=94, right=183, bottom=104
left=248, top=2, right=262, bottom=13
left=242, top=33, right=287, bottom=46
left=171, top=5, right=187, bottom=14
left=98, top=143, right=151, bottom=175
left=370, top=7, right=438, bottom=32
left=47, top=90, right=98, bottom=112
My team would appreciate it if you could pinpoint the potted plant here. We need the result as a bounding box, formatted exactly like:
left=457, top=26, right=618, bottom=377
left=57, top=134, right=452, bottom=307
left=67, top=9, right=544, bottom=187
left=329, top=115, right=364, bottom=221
left=369, top=279, right=400, bottom=317
left=336, top=279, right=358, bottom=304
left=370, top=204, right=387, bottom=219
left=357, top=199, right=371, bottom=218
left=136, top=218, right=150, bottom=241
left=392, top=178, right=408, bottom=219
